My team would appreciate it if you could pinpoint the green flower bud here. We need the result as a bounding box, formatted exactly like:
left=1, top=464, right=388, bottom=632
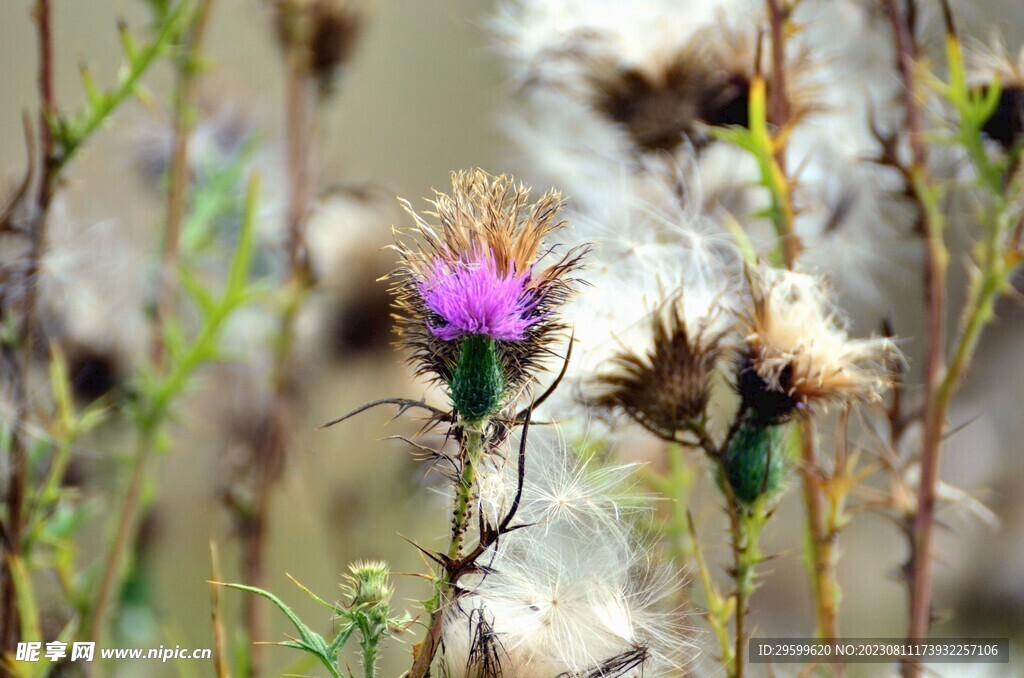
left=347, top=560, right=393, bottom=608
left=720, top=414, right=791, bottom=507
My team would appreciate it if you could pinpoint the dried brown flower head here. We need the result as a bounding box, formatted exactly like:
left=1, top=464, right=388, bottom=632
left=590, top=296, right=726, bottom=441
left=590, top=44, right=712, bottom=153
left=588, top=21, right=816, bottom=154
left=737, top=267, right=898, bottom=419
left=273, top=0, right=363, bottom=96
left=391, top=169, right=587, bottom=393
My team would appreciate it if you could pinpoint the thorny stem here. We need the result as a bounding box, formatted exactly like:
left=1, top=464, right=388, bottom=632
left=1, top=0, right=56, bottom=656
left=821, top=409, right=852, bottom=632
left=360, top=621, right=380, bottom=678
left=448, top=425, right=485, bottom=561
left=884, top=3, right=948, bottom=670
left=765, top=0, right=789, bottom=136
left=762, top=0, right=799, bottom=269
left=798, top=421, right=840, bottom=646
left=901, top=26, right=1021, bottom=671
left=153, top=0, right=217, bottom=368
left=730, top=501, right=766, bottom=678
left=764, top=3, right=839, bottom=651
left=409, top=422, right=486, bottom=678
left=87, top=426, right=157, bottom=650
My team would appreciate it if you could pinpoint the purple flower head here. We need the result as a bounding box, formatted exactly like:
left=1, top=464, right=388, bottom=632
left=420, top=253, right=543, bottom=342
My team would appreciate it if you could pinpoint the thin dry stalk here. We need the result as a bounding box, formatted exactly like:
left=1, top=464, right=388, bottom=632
left=210, top=541, right=232, bottom=678
left=765, top=0, right=799, bottom=268
left=88, top=434, right=154, bottom=649
left=153, top=0, right=217, bottom=367
left=764, top=0, right=838, bottom=647
left=729, top=506, right=746, bottom=678
left=1, top=0, right=56, bottom=656
left=883, top=3, right=948, bottom=670
left=240, top=9, right=316, bottom=671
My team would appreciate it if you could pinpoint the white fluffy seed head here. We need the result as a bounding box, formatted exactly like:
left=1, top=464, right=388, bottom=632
left=444, top=429, right=694, bottom=676
left=494, top=0, right=914, bottom=316
left=740, top=266, right=901, bottom=410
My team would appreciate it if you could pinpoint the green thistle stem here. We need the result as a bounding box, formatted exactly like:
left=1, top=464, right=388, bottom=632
left=730, top=499, right=768, bottom=678
left=411, top=420, right=487, bottom=678
left=448, top=423, right=485, bottom=561
left=358, top=616, right=382, bottom=678
left=664, top=444, right=697, bottom=564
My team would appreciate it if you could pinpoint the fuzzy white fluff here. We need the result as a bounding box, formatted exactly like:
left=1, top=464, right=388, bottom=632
left=493, top=0, right=915, bottom=318
left=441, top=429, right=692, bottom=677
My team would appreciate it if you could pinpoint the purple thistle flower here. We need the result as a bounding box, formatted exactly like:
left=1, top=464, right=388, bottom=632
left=391, top=170, right=587, bottom=390
left=420, top=254, right=543, bottom=342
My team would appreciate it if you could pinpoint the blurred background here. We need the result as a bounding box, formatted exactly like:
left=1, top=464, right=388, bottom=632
left=2, top=1, right=1024, bottom=676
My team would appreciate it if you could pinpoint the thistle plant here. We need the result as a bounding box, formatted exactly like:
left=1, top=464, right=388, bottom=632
left=591, top=265, right=898, bottom=677
left=6, top=1, right=1024, bottom=676
left=318, top=169, right=585, bottom=676
left=220, top=561, right=410, bottom=678
left=876, top=4, right=1024, bottom=674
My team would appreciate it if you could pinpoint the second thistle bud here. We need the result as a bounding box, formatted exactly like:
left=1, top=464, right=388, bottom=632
left=347, top=560, right=393, bottom=608
left=449, top=334, right=506, bottom=421
left=720, top=413, right=791, bottom=507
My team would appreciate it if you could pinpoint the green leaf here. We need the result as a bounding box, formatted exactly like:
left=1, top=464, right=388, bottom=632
left=287, top=573, right=342, bottom=613
left=217, top=582, right=320, bottom=648
left=225, top=173, right=260, bottom=299
left=8, top=554, right=42, bottom=645
left=178, top=267, right=217, bottom=318
left=326, top=623, right=357, bottom=656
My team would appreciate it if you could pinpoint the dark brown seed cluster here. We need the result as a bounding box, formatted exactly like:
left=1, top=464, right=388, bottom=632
left=591, top=298, right=724, bottom=441
left=978, top=84, right=1024, bottom=150
left=587, top=22, right=815, bottom=154
left=273, top=0, right=363, bottom=97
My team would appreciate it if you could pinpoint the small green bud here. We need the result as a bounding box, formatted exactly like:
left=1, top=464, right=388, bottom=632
left=347, top=560, right=393, bottom=608
left=448, top=334, right=506, bottom=420
left=720, top=414, right=791, bottom=507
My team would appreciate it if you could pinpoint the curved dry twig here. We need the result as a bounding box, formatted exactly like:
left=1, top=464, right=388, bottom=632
left=513, top=329, right=574, bottom=423
left=317, top=397, right=453, bottom=430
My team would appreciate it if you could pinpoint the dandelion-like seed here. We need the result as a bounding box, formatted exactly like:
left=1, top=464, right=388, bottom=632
left=719, top=266, right=900, bottom=507
left=591, top=294, right=726, bottom=442
left=737, top=266, right=899, bottom=424
left=392, top=169, right=586, bottom=419
left=443, top=432, right=690, bottom=677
